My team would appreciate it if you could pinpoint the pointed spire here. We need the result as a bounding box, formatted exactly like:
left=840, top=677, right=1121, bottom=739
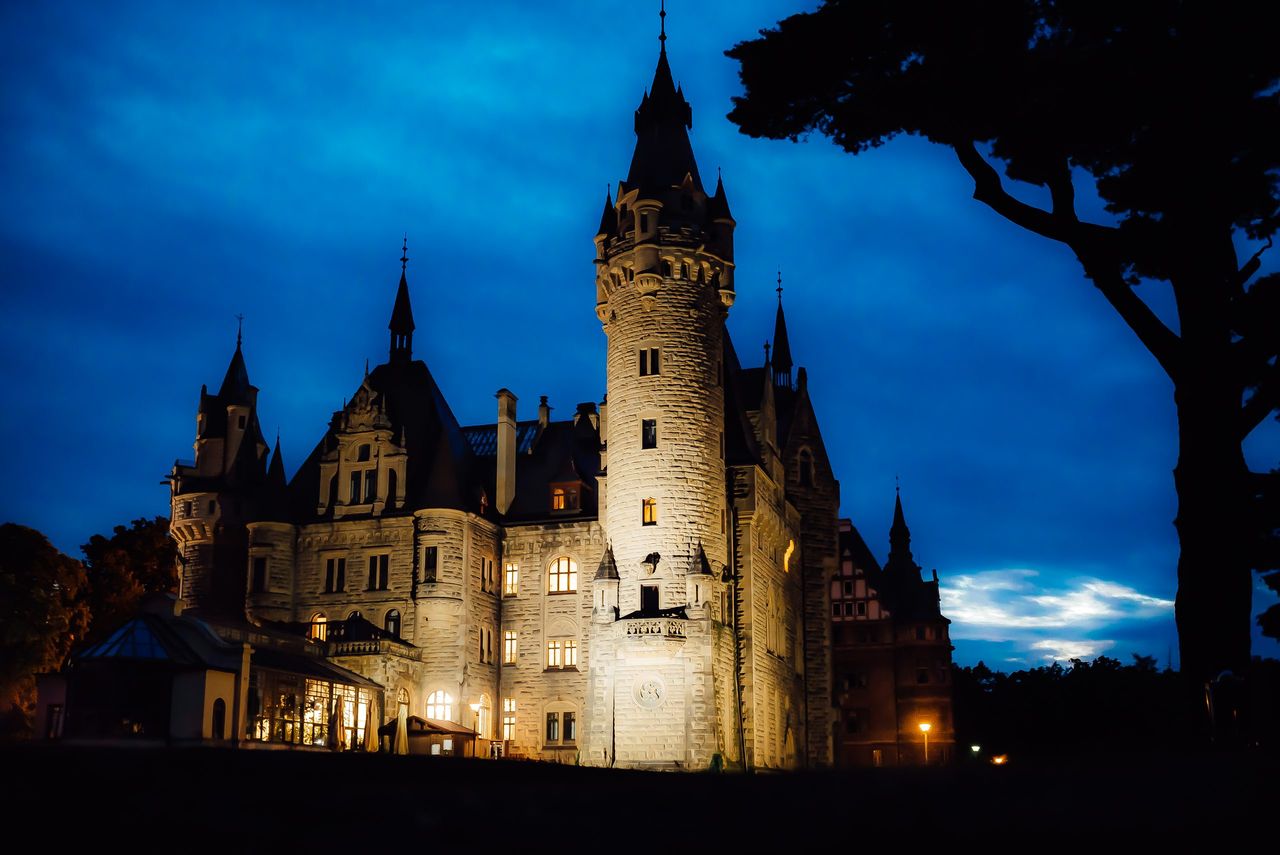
left=628, top=3, right=698, bottom=194
left=266, top=433, right=286, bottom=489
left=659, top=0, right=667, bottom=50
left=389, top=236, right=415, bottom=362
left=218, top=321, right=253, bottom=404
left=771, top=271, right=793, bottom=389
left=692, top=541, right=713, bottom=575
left=707, top=168, right=734, bottom=223
left=595, top=544, right=620, bottom=580
left=889, top=484, right=913, bottom=567
left=596, top=185, right=617, bottom=238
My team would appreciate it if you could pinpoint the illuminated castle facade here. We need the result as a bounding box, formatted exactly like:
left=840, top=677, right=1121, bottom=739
left=165, top=28, right=950, bottom=769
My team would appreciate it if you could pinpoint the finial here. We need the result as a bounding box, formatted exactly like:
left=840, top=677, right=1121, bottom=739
left=895, top=473, right=900, bottom=494
left=764, top=341, right=771, bottom=364
left=659, top=0, right=666, bottom=48
left=400, top=234, right=409, bottom=274
left=276, top=427, right=280, bottom=444
left=777, top=269, right=783, bottom=302
left=235, top=313, right=244, bottom=347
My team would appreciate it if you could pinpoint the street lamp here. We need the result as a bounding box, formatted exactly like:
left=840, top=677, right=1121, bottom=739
left=918, top=722, right=932, bottom=765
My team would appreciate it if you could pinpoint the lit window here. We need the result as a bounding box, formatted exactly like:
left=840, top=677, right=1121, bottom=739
left=550, top=484, right=580, bottom=511
left=423, top=546, right=438, bottom=582
left=642, top=498, right=657, bottom=526
left=309, top=613, right=327, bottom=641
left=639, top=347, right=660, bottom=376
left=367, top=554, right=389, bottom=590
left=642, top=419, right=657, bottom=449
left=476, top=696, right=491, bottom=739
left=564, top=640, right=578, bottom=668
left=503, top=562, right=519, bottom=596
left=426, top=691, right=455, bottom=722
left=546, top=640, right=562, bottom=669
left=504, top=630, right=517, bottom=664
left=548, top=557, right=578, bottom=593
left=502, top=698, right=516, bottom=740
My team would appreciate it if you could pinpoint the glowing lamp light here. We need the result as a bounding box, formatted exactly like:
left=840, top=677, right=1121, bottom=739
left=991, top=754, right=1008, bottom=766
left=917, top=722, right=932, bottom=734
left=918, top=721, right=932, bottom=765
left=971, top=744, right=981, bottom=754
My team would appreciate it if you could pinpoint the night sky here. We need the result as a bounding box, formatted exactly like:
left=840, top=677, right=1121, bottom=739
left=3, top=1, right=1276, bottom=668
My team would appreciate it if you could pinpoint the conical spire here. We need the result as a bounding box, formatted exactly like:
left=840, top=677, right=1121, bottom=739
left=707, top=168, right=734, bottom=222
left=627, top=5, right=700, bottom=195
left=266, top=433, right=286, bottom=490
left=218, top=323, right=254, bottom=405
left=596, top=186, right=617, bottom=238
left=772, top=272, right=793, bottom=389
left=595, top=544, right=620, bottom=580
left=389, top=236, right=415, bottom=362
left=888, top=485, right=913, bottom=567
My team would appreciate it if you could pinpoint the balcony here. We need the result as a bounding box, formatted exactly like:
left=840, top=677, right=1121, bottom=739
left=622, top=617, right=686, bottom=642
left=329, top=637, right=422, bottom=661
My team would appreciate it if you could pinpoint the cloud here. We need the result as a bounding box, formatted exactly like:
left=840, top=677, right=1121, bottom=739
left=940, top=569, right=1173, bottom=664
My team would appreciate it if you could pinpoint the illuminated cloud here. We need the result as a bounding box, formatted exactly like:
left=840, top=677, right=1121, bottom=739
left=940, top=569, right=1174, bottom=664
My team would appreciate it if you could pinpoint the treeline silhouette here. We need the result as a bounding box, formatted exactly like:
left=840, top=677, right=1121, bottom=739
left=953, top=655, right=1280, bottom=756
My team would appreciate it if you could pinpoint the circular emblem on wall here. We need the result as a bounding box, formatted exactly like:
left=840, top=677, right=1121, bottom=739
left=633, top=674, right=667, bottom=710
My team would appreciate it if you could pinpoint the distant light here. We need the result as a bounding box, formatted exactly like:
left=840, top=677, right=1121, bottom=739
left=991, top=754, right=1008, bottom=765
left=918, top=722, right=932, bottom=734
left=970, top=745, right=981, bottom=753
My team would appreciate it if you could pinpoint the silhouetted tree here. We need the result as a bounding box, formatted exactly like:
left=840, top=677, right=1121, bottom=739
left=727, top=2, right=1280, bottom=707
left=80, top=516, right=177, bottom=644
left=0, top=524, right=90, bottom=737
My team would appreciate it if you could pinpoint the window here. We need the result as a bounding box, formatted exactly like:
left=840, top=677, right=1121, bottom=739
left=425, top=691, right=455, bottom=722
left=641, top=585, right=659, bottom=613
left=384, top=609, right=401, bottom=639
left=564, top=640, right=578, bottom=668
left=479, top=627, right=494, bottom=664
left=347, top=610, right=362, bottom=621
left=546, top=640, right=562, bottom=669
left=856, top=601, right=867, bottom=616
left=364, top=469, right=377, bottom=503
left=503, top=562, right=519, bottom=596
left=503, top=630, right=517, bottom=664
left=639, top=347, right=660, bottom=376
left=309, top=613, right=327, bottom=641
left=799, top=450, right=814, bottom=487
left=546, top=712, right=560, bottom=742
left=357, top=444, right=371, bottom=462
left=208, top=499, right=217, bottom=514
left=423, top=546, right=438, bottom=582
left=367, top=554, right=389, bottom=590
left=563, top=711, right=576, bottom=742
left=642, top=498, right=657, bottom=526
left=349, top=471, right=361, bottom=503
left=480, top=556, right=496, bottom=592
left=548, top=557, right=578, bottom=593
left=182, top=500, right=192, bottom=518
left=680, top=261, right=689, bottom=278
left=250, top=556, right=267, bottom=594
left=550, top=484, right=580, bottom=511
left=476, top=696, right=491, bottom=739
left=502, top=698, right=516, bottom=740
left=641, top=418, right=657, bottom=449
left=324, top=557, right=346, bottom=593
left=639, top=213, right=649, bottom=232
left=545, top=708, right=576, bottom=745
left=211, top=698, right=226, bottom=740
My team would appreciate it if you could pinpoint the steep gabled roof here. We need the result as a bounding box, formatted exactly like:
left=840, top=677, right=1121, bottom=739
left=627, top=45, right=703, bottom=196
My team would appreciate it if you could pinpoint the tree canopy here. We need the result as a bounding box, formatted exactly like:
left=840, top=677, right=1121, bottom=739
left=80, top=516, right=177, bottom=645
left=727, top=0, right=1280, bottom=689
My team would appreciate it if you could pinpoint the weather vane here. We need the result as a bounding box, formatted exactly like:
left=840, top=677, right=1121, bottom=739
left=400, top=234, right=409, bottom=274
left=659, top=1, right=666, bottom=46
left=235, top=313, right=244, bottom=347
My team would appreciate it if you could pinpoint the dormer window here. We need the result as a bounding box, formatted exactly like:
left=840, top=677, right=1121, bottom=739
left=358, top=444, right=371, bottom=462
left=551, top=483, right=581, bottom=512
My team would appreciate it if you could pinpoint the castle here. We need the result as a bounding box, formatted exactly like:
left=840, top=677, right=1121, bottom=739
left=156, top=22, right=953, bottom=769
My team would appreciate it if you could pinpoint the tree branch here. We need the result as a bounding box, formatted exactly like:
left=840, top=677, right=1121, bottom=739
left=1241, top=361, right=1280, bottom=440
left=952, top=141, right=1182, bottom=380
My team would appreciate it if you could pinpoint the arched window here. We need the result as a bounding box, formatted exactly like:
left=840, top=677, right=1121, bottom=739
left=799, top=450, right=814, bottom=488
left=309, top=613, right=327, bottom=641
left=475, top=695, right=491, bottom=739
left=347, top=610, right=362, bottom=622
left=426, top=690, right=455, bottom=722
left=384, top=609, right=401, bottom=639
left=547, top=557, right=578, bottom=593
left=211, top=698, right=226, bottom=740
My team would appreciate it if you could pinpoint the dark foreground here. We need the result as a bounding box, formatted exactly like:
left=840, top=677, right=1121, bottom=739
left=1, top=746, right=1270, bottom=847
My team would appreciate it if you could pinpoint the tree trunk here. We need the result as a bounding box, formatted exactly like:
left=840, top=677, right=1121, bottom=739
left=1169, top=220, right=1253, bottom=744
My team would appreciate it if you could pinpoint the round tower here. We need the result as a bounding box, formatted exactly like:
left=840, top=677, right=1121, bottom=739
left=593, top=41, right=736, bottom=610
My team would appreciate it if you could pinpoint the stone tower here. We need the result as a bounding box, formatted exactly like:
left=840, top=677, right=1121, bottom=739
left=584, top=17, right=738, bottom=768
left=168, top=328, right=270, bottom=617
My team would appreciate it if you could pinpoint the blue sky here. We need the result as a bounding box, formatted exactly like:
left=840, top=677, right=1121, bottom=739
left=2, top=0, right=1276, bottom=669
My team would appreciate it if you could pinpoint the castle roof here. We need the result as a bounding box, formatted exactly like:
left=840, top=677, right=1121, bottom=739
left=626, top=44, right=703, bottom=197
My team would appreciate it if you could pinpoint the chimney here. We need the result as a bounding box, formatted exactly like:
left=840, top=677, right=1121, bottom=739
left=496, top=388, right=517, bottom=515
left=538, top=395, right=550, bottom=428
